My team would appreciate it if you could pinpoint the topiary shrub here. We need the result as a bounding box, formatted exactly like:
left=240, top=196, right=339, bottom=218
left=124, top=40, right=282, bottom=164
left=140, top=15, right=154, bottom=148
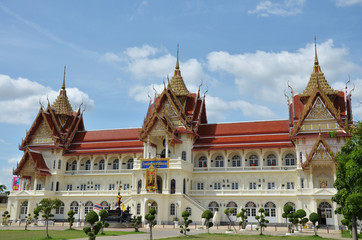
left=180, top=210, right=192, bottom=236
left=309, top=212, right=320, bottom=236
left=83, top=211, right=102, bottom=240
left=201, top=210, right=213, bottom=234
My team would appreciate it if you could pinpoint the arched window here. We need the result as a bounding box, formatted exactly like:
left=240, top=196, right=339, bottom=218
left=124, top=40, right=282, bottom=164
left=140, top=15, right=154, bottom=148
left=226, top=201, right=238, bottom=216
left=181, top=151, right=187, bottom=161
left=285, top=154, right=296, bottom=165
left=231, top=155, right=241, bottom=167
left=127, top=158, right=134, bottom=169
left=58, top=160, right=61, bottom=169
left=198, top=156, right=207, bottom=168
left=319, top=202, right=332, bottom=209
left=99, top=160, right=105, bottom=170
left=20, top=201, right=28, bottom=215
left=55, top=201, right=65, bottom=214
left=208, top=201, right=219, bottom=212
left=84, top=201, right=93, bottom=214
left=113, top=159, right=119, bottom=170
left=319, top=202, right=333, bottom=220
left=56, top=181, right=59, bottom=191
left=170, top=203, right=175, bottom=215
left=170, top=179, right=176, bottom=194
left=85, top=160, right=91, bottom=170
left=284, top=202, right=296, bottom=213
left=137, top=180, right=142, bottom=194
left=186, top=207, right=192, bottom=216
left=183, top=178, right=186, bottom=194
left=70, top=201, right=79, bottom=214
left=266, top=154, right=277, bottom=166
left=100, top=201, right=109, bottom=210
left=249, top=154, right=259, bottom=166
left=161, top=149, right=171, bottom=158
left=137, top=203, right=141, bottom=215
left=53, top=160, right=56, bottom=169
left=215, top=156, right=224, bottom=167
left=245, top=201, right=257, bottom=216
left=71, top=160, right=77, bottom=171
left=264, top=202, right=276, bottom=217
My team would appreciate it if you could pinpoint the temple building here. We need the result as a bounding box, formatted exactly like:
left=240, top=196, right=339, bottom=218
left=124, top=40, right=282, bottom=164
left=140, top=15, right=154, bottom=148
left=8, top=43, right=353, bottom=228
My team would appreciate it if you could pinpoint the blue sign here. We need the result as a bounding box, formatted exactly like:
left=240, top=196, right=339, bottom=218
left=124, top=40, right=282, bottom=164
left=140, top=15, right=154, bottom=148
left=141, top=160, right=168, bottom=169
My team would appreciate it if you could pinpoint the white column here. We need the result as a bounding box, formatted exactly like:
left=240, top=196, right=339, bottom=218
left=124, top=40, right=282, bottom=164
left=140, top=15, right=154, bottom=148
left=165, top=135, right=169, bottom=158
left=90, top=157, right=94, bottom=171
left=147, top=135, right=150, bottom=158
left=33, top=176, right=37, bottom=191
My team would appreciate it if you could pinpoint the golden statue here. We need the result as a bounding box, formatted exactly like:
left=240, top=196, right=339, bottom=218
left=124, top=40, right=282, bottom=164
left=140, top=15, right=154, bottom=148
left=146, top=164, right=157, bottom=192
left=116, top=185, right=122, bottom=208
left=320, top=179, right=327, bottom=188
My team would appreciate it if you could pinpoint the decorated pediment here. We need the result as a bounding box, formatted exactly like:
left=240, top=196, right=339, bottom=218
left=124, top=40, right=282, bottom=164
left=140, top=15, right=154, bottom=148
left=302, top=134, right=336, bottom=169
left=14, top=148, right=51, bottom=176
left=305, top=97, right=333, bottom=120
left=311, top=143, right=333, bottom=161
left=30, top=119, right=54, bottom=145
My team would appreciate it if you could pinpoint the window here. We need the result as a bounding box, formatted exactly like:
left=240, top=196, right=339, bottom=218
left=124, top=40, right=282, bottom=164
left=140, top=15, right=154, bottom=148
left=85, top=160, right=91, bottom=170
left=284, top=202, right=296, bottom=214
left=36, top=184, right=42, bottom=190
left=249, top=182, right=257, bottom=190
left=71, top=160, right=77, bottom=170
left=137, top=203, right=141, bottom=215
left=99, top=160, right=105, bottom=170
left=56, top=181, right=59, bottom=191
left=208, top=201, right=219, bottom=212
left=198, top=156, right=207, bottom=167
left=58, top=160, right=61, bottom=169
left=231, top=155, right=241, bottom=167
left=53, top=160, right=56, bottom=169
left=197, top=182, right=204, bottom=190
left=286, top=182, right=294, bottom=189
left=266, top=154, right=277, bottom=166
left=70, top=201, right=79, bottom=214
left=249, top=154, right=259, bottom=166
left=80, top=184, right=86, bottom=191
left=109, top=184, right=115, bottom=190
left=181, top=151, right=187, bottom=161
left=170, top=203, right=175, bottom=215
left=137, top=180, right=142, bottom=194
left=51, top=182, right=54, bottom=191
left=267, top=182, right=275, bottom=190
left=100, top=201, right=109, bottom=210
left=94, top=184, right=101, bottom=190
left=285, top=154, right=296, bottom=165
left=186, top=207, right=192, bottom=216
left=123, top=184, right=130, bottom=190
left=231, top=182, right=238, bottom=190
left=301, top=178, right=304, bottom=188
left=127, top=158, right=134, bottom=169
left=226, top=201, right=238, bottom=216
left=171, top=179, right=176, bottom=194
left=161, top=149, right=171, bottom=158
left=215, top=156, right=224, bottom=167
left=299, top=152, right=303, bottom=162
left=20, top=201, right=28, bottom=215
left=67, top=184, right=72, bottom=191
left=56, top=202, right=64, bottom=214
left=84, top=201, right=93, bottom=214
left=245, top=201, right=256, bottom=216
left=264, top=202, right=276, bottom=217
left=214, top=182, right=221, bottom=190
left=113, top=159, right=119, bottom=170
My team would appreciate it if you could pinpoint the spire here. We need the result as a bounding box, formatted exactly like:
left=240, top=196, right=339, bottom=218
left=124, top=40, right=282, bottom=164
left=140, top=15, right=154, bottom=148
left=52, top=67, right=73, bottom=116
left=313, top=37, right=321, bottom=73
left=168, top=44, right=190, bottom=96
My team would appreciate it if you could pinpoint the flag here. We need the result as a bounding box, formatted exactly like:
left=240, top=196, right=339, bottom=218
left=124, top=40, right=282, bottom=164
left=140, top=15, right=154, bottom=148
left=122, top=203, right=126, bottom=212
left=12, top=177, right=20, bottom=191
left=94, top=203, right=102, bottom=211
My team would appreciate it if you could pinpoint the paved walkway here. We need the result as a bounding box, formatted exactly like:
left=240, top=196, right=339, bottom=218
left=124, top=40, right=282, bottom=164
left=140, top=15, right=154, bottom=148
left=1, top=223, right=345, bottom=240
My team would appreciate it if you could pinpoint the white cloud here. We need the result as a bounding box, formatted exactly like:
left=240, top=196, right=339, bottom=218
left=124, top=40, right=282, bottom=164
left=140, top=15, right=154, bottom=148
left=125, top=44, right=160, bottom=59
left=0, top=167, right=13, bottom=190
left=0, top=74, right=95, bottom=124
left=248, top=0, right=305, bottom=17
left=0, top=139, right=6, bottom=144
left=129, top=84, right=165, bottom=102
left=101, top=52, right=122, bottom=63
left=8, top=157, right=20, bottom=164
left=334, top=0, right=362, bottom=7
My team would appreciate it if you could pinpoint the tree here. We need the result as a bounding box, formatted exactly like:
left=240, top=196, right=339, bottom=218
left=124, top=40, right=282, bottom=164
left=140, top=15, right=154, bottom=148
left=130, top=215, right=142, bottom=232
left=98, top=209, right=109, bottom=235
left=2, top=210, right=10, bottom=226
left=33, top=208, right=40, bottom=226
left=180, top=210, right=192, bottom=236
left=224, top=208, right=237, bottom=232
left=282, top=204, right=294, bottom=233
left=83, top=210, right=102, bottom=240
left=236, top=208, right=248, bottom=230
left=0, top=184, right=9, bottom=195
left=25, top=213, right=33, bottom=230
left=67, top=210, right=75, bottom=230
left=201, top=210, right=213, bottom=234
left=309, top=212, right=320, bottom=236
left=145, top=207, right=157, bottom=240
left=255, top=208, right=269, bottom=235
left=35, top=198, right=62, bottom=239
left=294, top=209, right=308, bottom=232
left=332, top=122, right=362, bottom=240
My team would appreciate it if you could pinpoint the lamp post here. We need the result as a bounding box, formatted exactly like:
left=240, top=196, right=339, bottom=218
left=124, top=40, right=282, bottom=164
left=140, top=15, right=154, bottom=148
left=76, top=201, right=82, bottom=227
left=175, top=203, right=179, bottom=222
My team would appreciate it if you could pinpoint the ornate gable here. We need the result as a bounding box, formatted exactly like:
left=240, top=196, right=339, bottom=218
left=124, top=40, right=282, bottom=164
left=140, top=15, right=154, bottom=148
left=30, top=118, right=54, bottom=145
left=302, top=134, right=336, bottom=169
left=305, top=97, right=333, bottom=120
left=13, top=148, right=51, bottom=176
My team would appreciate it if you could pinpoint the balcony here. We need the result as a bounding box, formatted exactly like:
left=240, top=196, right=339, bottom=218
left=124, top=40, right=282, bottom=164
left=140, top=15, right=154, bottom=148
left=193, top=165, right=297, bottom=172
left=64, top=169, right=133, bottom=175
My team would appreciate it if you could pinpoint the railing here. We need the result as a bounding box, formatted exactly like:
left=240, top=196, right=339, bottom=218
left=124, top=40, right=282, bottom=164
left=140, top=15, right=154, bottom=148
left=193, top=165, right=297, bottom=172
left=188, top=188, right=299, bottom=196
left=64, top=169, right=133, bottom=175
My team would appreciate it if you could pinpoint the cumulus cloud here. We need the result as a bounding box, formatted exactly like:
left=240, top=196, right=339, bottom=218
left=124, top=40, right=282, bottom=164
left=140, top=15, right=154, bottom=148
left=248, top=0, right=305, bottom=17
left=0, top=74, right=95, bottom=124
left=334, top=0, right=362, bottom=7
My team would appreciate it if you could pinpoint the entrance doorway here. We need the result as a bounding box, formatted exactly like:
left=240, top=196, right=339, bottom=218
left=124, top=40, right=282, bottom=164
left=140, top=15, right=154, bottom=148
left=20, top=201, right=28, bottom=220
left=156, top=176, right=162, bottom=193
left=318, top=202, right=333, bottom=225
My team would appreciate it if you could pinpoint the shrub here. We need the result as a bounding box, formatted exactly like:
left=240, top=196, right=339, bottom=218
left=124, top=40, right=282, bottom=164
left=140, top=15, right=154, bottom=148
left=180, top=210, right=192, bottom=236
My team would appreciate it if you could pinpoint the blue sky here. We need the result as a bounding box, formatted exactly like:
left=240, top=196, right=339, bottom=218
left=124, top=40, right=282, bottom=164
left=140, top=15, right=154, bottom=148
left=1, top=0, right=362, bottom=189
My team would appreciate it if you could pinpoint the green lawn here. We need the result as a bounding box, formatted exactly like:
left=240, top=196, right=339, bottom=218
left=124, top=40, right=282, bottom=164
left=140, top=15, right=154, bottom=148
left=164, top=233, right=340, bottom=240
left=0, top=229, right=141, bottom=240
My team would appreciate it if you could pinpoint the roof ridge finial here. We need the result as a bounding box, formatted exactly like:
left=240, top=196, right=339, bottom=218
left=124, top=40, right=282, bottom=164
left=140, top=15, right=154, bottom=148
left=176, top=43, right=180, bottom=70
left=314, top=36, right=319, bottom=66
left=62, top=66, right=66, bottom=90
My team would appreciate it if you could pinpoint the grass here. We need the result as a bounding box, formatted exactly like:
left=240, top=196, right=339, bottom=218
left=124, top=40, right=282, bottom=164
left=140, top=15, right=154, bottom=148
left=0, top=229, right=141, bottom=240
left=341, top=229, right=360, bottom=238
left=163, top=233, right=340, bottom=240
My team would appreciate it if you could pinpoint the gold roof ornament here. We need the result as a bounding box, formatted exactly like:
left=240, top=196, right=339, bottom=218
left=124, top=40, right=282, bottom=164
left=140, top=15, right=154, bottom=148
left=300, top=37, right=338, bottom=101
left=52, top=66, right=73, bottom=116
left=168, top=44, right=190, bottom=97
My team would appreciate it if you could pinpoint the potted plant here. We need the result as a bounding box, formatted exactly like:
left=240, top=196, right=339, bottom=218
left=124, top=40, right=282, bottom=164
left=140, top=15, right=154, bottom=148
left=173, top=217, right=179, bottom=226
